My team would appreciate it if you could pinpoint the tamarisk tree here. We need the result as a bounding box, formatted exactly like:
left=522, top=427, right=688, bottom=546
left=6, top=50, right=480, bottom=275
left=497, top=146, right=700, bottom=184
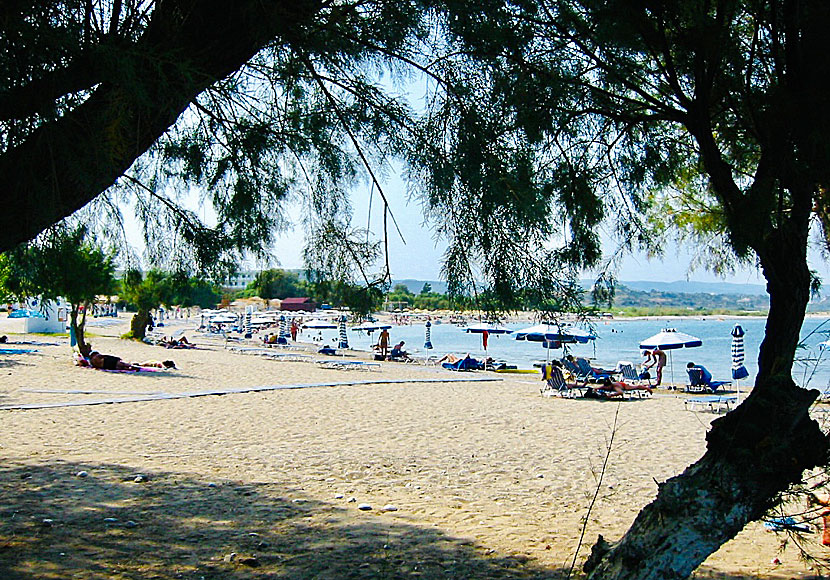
left=426, top=1, right=830, bottom=577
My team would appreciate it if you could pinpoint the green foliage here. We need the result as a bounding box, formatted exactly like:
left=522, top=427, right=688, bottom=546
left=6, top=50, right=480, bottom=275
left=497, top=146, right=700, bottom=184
left=0, top=224, right=116, bottom=353
left=0, top=225, right=116, bottom=306
left=247, top=269, right=304, bottom=300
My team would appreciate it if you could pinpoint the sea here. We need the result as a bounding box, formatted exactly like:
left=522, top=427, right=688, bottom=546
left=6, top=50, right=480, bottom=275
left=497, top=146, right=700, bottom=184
left=305, top=316, right=830, bottom=390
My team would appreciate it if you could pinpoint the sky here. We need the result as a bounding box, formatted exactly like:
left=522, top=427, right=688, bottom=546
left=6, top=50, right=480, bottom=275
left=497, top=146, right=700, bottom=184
left=261, top=174, right=794, bottom=286
left=125, top=170, right=830, bottom=286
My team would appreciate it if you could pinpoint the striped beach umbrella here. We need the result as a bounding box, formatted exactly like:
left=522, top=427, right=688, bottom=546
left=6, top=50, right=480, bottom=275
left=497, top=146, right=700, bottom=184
left=245, top=307, right=253, bottom=336
left=424, top=320, right=433, bottom=350
left=731, top=324, right=749, bottom=380
left=338, top=315, right=349, bottom=349
left=278, top=315, right=289, bottom=344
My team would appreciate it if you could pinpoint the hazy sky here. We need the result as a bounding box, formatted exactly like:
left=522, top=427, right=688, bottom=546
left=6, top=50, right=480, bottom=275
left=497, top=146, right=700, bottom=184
left=264, top=175, right=813, bottom=285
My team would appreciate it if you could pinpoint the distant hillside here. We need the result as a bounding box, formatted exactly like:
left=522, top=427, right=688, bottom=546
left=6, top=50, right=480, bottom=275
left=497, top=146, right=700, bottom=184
left=393, top=279, right=449, bottom=294
left=586, top=279, right=768, bottom=296
left=609, top=284, right=769, bottom=312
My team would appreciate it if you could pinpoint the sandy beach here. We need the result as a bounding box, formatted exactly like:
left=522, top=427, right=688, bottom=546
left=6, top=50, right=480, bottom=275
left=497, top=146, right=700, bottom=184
left=1, top=315, right=828, bottom=579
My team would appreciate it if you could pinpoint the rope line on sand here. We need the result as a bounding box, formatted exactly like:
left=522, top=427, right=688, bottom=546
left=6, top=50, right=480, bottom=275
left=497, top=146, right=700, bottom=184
left=1, top=377, right=502, bottom=411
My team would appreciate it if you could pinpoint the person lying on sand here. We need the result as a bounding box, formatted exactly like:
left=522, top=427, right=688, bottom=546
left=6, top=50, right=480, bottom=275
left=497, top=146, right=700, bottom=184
left=77, top=353, right=177, bottom=371
left=135, top=360, right=177, bottom=369
left=162, top=336, right=193, bottom=349
left=79, top=351, right=142, bottom=371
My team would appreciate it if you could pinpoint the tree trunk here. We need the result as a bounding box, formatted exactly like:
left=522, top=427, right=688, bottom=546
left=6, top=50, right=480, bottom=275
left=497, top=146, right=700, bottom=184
left=70, top=304, right=90, bottom=356
left=585, top=232, right=829, bottom=579
left=129, top=309, right=151, bottom=340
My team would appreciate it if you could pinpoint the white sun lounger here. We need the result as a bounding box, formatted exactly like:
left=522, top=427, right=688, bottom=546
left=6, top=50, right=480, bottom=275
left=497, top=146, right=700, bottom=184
left=684, top=395, right=737, bottom=414
left=316, top=360, right=381, bottom=371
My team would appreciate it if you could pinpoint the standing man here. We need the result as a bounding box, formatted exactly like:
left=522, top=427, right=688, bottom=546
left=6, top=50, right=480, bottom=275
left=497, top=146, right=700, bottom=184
left=643, top=347, right=667, bottom=386
left=378, top=328, right=390, bottom=358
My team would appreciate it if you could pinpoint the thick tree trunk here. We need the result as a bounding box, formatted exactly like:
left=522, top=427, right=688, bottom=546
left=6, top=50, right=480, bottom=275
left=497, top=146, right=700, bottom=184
left=0, top=0, right=323, bottom=252
left=70, top=304, right=90, bottom=356
left=585, top=232, right=829, bottom=579
left=129, top=309, right=151, bottom=340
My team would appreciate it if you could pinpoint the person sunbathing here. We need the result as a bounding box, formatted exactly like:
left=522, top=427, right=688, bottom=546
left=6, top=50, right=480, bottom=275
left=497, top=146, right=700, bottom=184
left=592, top=377, right=653, bottom=398
left=82, top=351, right=142, bottom=371
left=437, top=353, right=466, bottom=365
left=135, top=360, right=177, bottom=369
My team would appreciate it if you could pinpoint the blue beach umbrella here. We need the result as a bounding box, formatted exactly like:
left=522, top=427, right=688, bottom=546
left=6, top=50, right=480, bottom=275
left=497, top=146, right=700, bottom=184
left=515, top=324, right=594, bottom=344
left=351, top=322, right=392, bottom=333
left=465, top=322, right=513, bottom=351
left=731, top=324, right=749, bottom=380
left=424, top=320, right=433, bottom=350
left=516, top=323, right=596, bottom=361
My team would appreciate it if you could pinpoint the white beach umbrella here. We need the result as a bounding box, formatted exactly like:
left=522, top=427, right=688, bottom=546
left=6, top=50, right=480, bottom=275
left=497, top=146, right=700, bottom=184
left=639, top=328, right=702, bottom=387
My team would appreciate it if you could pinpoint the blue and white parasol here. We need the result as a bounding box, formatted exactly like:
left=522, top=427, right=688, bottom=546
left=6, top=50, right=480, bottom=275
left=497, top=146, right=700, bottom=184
left=639, top=328, right=702, bottom=387
left=424, top=320, right=433, bottom=350
left=338, top=315, right=349, bottom=349
left=731, top=324, right=749, bottom=397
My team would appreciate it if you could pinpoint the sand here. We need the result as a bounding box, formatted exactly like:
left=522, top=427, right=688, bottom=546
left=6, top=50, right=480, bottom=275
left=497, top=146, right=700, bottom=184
left=1, top=315, right=828, bottom=579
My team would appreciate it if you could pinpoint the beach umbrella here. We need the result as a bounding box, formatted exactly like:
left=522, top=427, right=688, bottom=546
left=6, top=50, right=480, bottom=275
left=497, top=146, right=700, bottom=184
left=731, top=324, right=749, bottom=401
left=351, top=322, right=392, bottom=333
left=639, top=328, right=703, bottom=350
left=424, top=320, right=433, bottom=350
left=278, top=315, right=289, bottom=344
left=338, top=315, right=349, bottom=349
left=464, top=322, right=514, bottom=334
left=465, top=322, right=513, bottom=351
left=514, top=324, right=594, bottom=344
left=515, top=323, right=596, bottom=362
left=245, top=307, right=253, bottom=336
left=639, top=328, right=702, bottom=387
left=731, top=325, right=749, bottom=379
left=303, top=319, right=337, bottom=329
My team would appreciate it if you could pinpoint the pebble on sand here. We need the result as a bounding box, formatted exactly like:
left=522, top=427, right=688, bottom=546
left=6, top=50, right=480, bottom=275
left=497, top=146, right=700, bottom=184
left=382, top=504, right=398, bottom=512
left=76, top=471, right=88, bottom=478
left=358, top=503, right=372, bottom=511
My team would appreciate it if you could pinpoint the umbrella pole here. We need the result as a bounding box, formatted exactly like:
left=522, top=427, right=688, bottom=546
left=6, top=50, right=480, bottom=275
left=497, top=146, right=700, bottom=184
left=669, top=350, right=674, bottom=388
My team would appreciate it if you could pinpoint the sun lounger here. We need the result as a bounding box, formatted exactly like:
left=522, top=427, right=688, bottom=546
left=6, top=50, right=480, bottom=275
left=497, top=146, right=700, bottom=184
left=618, top=362, right=651, bottom=386
left=686, top=367, right=731, bottom=393
left=575, top=357, right=616, bottom=381
left=442, top=356, right=481, bottom=371
left=684, top=395, right=737, bottom=413
left=541, top=365, right=588, bottom=398
left=316, top=360, right=381, bottom=371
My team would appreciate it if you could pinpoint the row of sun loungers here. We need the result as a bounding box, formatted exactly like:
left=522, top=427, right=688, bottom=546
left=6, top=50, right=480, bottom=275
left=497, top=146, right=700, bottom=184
left=316, top=360, right=381, bottom=371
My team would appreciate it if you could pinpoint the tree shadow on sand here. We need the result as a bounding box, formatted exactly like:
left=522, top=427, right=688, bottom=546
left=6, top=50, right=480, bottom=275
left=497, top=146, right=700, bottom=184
left=0, top=460, right=569, bottom=579
left=0, top=461, right=814, bottom=580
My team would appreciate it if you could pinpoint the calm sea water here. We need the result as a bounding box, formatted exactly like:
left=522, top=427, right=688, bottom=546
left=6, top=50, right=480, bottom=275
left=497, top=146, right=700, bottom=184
left=305, top=316, right=830, bottom=389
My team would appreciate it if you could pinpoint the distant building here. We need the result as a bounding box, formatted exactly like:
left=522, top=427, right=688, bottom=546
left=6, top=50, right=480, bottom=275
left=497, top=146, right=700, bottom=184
left=222, top=270, right=258, bottom=290
left=280, top=297, right=316, bottom=312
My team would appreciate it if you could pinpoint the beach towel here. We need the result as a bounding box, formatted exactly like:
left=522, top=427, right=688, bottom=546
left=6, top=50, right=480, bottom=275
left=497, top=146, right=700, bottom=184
left=0, top=348, right=38, bottom=354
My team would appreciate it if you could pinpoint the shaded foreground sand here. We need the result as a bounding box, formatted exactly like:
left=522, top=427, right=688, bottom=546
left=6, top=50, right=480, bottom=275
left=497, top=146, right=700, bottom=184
left=1, top=317, right=829, bottom=578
